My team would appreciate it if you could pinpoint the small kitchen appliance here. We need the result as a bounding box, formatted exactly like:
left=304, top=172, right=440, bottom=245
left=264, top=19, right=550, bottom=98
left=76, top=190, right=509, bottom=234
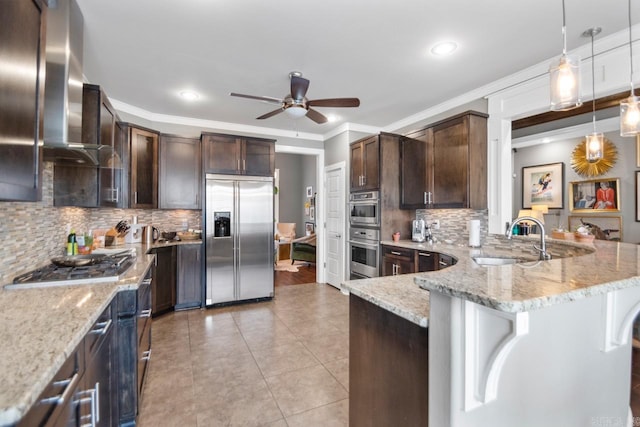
left=412, top=219, right=426, bottom=242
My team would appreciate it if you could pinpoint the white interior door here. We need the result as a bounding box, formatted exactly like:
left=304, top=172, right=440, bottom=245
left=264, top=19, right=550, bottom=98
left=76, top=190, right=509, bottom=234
left=324, top=163, right=345, bottom=289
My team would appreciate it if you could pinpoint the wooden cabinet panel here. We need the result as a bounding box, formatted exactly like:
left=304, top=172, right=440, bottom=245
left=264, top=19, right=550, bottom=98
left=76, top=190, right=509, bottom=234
left=0, top=0, right=45, bottom=202
left=243, top=138, right=275, bottom=176
left=350, top=295, right=429, bottom=426
left=399, top=111, right=487, bottom=210
left=152, top=246, right=176, bottom=316
left=432, top=116, right=468, bottom=208
left=203, top=133, right=275, bottom=176
left=381, top=245, right=415, bottom=276
left=350, top=136, right=379, bottom=191
left=417, top=250, right=437, bottom=272
left=400, top=130, right=430, bottom=209
left=129, top=126, right=158, bottom=208
left=203, top=133, right=241, bottom=174
left=159, top=135, right=201, bottom=209
left=176, top=244, right=202, bottom=309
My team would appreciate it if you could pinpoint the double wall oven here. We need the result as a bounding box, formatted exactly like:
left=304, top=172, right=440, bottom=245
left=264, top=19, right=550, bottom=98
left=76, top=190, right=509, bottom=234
left=349, top=191, right=380, bottom=279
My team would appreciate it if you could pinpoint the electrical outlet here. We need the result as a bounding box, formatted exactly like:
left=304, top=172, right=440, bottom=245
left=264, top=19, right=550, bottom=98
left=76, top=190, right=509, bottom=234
left=432, top=220, right=440, bottom=230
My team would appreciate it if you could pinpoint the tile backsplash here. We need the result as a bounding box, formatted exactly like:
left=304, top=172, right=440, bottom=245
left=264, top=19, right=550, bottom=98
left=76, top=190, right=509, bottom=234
left=0, top=163, right=201, bottom=285
left=416, top=208, right=488, bottom=245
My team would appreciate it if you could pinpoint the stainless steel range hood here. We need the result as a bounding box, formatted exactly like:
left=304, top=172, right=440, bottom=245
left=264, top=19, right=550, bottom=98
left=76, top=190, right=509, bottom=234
left=42, top=0, right=99, bottom=166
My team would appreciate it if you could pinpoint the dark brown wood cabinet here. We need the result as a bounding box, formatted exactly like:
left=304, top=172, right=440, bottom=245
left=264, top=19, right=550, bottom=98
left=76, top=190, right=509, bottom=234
left=0, top=0, right=45, bottom=202
left=417, top=250, right=438, bottom=272
left=400, top=129, right=430, bottom=209
left=381, top=245, right=415, bottom=276
left=400, top=111, right=488, bottom=210
left=382, top=245, right=456, bottom=276
left=159, top=135, right=201, bottom=209
left=151, top=245, right=176, bottom=316
left=202, top=132, right=275, bottom=176
left=350, top=135, right=380, bottom=191
left=176, top=244, right=202, bottom=309
left=350, top=294, right=429, bottom=426
left=126, top=125, right=159, bottom=209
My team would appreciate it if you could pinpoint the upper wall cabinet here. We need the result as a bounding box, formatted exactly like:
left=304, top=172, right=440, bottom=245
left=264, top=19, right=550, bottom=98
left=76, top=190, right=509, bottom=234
left=0, top=0, right=46, bottom=202
left=400, top=111, right=488, bottom=210
left=202, top=133, right=275, bottom=176
left=159, top=134, right=201, bottom=209
left=350, top=136, right=379, bottom=192
left=123, top=124, right=159, bottom=209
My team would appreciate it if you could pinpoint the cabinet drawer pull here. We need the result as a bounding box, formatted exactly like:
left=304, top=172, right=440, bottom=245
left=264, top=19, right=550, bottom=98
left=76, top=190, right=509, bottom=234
left=418, top=252, right=431, bottom=257
left=390, top=251, right=402, bottom=256
left=424, top=191, right=427, bottom=205
left=41, top=372, right=80, bottom=405
left=439, top=260, right=447, bottom=266
left=90, top=318, right=112, bottom=336
left=142, top=278, right=152, bottom=285
left=142, top=350, right=152, bottom=361
left=139, top=309, right=152, bottom=318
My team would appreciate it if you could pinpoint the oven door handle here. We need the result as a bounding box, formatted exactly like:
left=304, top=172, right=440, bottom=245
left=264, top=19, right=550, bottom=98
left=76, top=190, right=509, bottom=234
left=349, top=240, right=379, bottom=250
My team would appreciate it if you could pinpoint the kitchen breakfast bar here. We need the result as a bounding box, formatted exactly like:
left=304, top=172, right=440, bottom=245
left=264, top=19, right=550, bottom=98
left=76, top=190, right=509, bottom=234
left=343, top=236, right=640, bottom=427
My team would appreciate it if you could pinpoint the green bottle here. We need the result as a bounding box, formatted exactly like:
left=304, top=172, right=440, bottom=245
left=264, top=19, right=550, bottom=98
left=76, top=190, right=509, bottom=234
left=67, top=229, right=77, bottom=256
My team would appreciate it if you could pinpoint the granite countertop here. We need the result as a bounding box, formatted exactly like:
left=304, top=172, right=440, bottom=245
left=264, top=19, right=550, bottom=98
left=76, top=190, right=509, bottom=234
left=343, top=236, right=640, bottom=326
left=0, top=251, right=156, bottom=426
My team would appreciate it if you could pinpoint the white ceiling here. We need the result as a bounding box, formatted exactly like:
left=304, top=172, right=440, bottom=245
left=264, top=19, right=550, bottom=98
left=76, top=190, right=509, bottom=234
left=75, top=0, right=640, bottom=139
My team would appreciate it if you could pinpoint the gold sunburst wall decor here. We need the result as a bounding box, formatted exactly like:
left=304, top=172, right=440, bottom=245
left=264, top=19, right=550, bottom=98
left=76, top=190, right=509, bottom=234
left=571, top=137, right=618, bottom=177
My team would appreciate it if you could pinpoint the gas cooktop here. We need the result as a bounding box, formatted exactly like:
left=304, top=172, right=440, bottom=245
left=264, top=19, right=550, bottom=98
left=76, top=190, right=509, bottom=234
left=5, top=253, right=136, bottom=289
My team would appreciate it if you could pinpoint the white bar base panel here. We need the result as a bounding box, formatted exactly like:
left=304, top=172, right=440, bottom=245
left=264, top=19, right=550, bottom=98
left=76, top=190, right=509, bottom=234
left=429, top=286, right=640, bottom=427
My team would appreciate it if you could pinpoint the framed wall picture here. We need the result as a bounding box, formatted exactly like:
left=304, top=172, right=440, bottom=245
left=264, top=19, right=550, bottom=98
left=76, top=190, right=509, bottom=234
left=306, top=186, right=313, bottom=197
left=305, top=222, right=315, bottom=236
left=569, top=178, right=620, bottom=212
left=568, top=216, right=622, bottom=241
left=522, top=162, right=564, bottom=209
left=309, top=206, right=315, bottom=221
left=637, top=135, right=640, bottom=168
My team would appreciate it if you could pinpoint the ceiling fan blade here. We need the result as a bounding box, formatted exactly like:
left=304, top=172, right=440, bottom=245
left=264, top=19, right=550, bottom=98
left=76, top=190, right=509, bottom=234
left=230, top=93, right=283, bottom=105
left=290, top=76, right=310, bottom=101
left=307, top=98, right=360, bottom=108
left=256, top=108, right=284, bottom=120
left=305, top=108, right=328, bottom=124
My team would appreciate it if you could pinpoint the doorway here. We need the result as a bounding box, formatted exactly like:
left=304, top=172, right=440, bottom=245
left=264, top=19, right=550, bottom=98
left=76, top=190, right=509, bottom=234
left=324, top=162, right=346, bottom=289
left=274, top=145, right=325, bottom=285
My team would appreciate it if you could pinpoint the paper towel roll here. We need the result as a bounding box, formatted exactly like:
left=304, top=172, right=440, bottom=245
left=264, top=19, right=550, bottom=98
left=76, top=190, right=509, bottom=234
left=468, top=220, right=481, bottom=247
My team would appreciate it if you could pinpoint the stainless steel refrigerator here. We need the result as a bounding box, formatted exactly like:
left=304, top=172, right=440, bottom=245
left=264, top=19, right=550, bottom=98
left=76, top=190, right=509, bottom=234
left=205, top=174, right=274, bottom=305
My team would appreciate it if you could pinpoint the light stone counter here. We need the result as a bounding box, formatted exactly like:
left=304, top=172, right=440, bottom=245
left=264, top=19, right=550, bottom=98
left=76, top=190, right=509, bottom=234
left=0, top=252, right=156, bottom=426
left=342, top=235, right=638, bottom=324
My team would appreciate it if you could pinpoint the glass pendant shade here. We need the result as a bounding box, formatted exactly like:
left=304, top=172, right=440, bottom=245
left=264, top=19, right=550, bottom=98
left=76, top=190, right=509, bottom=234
left=621, top=96, right=640, bottom=135
left=586, top=132, right=604, bottom=163
left=550, top=54, right=582, bottom=110
left=284, top=105, right=307, bottom=119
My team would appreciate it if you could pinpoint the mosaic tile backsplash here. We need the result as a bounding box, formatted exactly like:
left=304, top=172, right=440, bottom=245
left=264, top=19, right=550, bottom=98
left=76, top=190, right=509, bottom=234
left=416, top=208, right=488, bottom=246
left=0, top=163, right=201, bottom=284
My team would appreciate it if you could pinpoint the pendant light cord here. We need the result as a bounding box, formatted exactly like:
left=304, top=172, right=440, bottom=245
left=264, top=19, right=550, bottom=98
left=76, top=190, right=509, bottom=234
left=591, top=30, right=597, bottom=132
left=629, top=0, right=635, bottom=94
left=562, top=0, right=568, bottom=54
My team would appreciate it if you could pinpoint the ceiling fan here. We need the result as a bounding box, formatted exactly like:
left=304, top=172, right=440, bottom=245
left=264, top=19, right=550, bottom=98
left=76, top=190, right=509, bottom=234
left=230, top=72, right=360, bottom=124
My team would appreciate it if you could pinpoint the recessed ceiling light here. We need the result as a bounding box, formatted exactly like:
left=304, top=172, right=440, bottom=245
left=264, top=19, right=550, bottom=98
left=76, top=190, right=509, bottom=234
left=179, top=90, right=199, bottom=101
left=431, top=41, right=458, bottom=56
left=327, top=114, right=340, bottom=123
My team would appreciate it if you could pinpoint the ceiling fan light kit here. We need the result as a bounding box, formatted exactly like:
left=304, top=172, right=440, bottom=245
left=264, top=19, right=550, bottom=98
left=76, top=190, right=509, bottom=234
left=620, top=0, right=640, bottom=136
left=230, top=72, right=360, bottom=124
left=549, top=0, right=582, bottom=111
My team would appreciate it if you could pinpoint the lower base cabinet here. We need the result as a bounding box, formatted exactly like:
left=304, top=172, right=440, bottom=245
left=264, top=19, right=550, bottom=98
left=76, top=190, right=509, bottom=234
left=116, top=268, right=152, bottom=426
left=382, top=245, right=458, bottom=276
left=150, top=246, right=176, bottom=316
left=350, top=295, right=429, bottom=426
left=18, top=303, right=115, bottom=427
left=176, top=244, right=202, bottom=309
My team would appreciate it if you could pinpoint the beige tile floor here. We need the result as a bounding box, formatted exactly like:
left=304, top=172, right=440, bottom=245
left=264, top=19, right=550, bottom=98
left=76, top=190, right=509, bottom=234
left=138, top=283, right=350, bottom=427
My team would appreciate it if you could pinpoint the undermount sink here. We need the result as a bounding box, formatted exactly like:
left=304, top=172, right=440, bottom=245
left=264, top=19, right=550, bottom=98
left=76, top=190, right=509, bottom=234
left=472, top=256, right=532, bottom=266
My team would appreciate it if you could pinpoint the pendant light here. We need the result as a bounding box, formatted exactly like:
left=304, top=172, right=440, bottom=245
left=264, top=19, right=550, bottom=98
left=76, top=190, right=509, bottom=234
left=585, top=27, right=604, bottom=163
left=550, top=0, right=582, bottom=111
left=621, top=0, right=640, bottom=136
